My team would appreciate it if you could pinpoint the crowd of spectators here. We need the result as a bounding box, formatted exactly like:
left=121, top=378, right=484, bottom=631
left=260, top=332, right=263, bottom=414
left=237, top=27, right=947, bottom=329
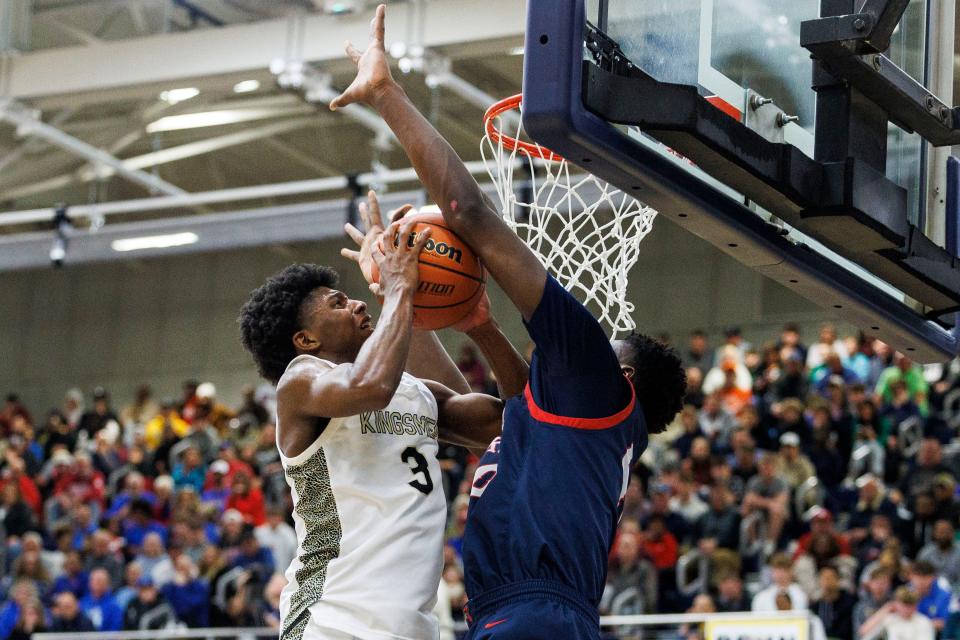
left=442, top=326, right=960, bottom=639
left=0, top=381, right=289, bottom=639
left=5, top=321, right=960, bottom=640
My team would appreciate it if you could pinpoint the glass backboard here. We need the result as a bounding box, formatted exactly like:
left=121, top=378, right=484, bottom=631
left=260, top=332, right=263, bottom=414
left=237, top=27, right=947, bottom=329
left=523, top=0, right=960, bottom=361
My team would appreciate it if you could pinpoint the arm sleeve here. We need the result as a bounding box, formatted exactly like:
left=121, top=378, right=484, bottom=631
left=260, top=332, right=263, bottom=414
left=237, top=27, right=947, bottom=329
left=523, top=275, right=630, bottom=419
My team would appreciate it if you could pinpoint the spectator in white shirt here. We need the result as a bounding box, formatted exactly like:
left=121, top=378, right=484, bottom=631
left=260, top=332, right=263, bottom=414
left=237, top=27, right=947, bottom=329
left=859, top=586, right=935, bottom=640
left=254, top=505, right=298, bottom=574
left=752, top=553, right=809, bottom=612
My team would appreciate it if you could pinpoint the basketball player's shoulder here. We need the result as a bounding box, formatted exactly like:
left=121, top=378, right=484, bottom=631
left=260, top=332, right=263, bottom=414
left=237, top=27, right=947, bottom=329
left=277, top=355, right=338, bottom=396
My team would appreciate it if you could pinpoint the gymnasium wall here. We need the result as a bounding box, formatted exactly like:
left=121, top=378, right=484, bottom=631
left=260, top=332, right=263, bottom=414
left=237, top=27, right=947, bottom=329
left=1, top=217, right=844, bottom=413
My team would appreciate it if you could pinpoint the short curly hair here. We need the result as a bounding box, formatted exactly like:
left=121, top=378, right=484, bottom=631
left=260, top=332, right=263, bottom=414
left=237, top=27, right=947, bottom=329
left=620, top=332, right=686, bottom=434
left=239, top=264, right=339, bottom=384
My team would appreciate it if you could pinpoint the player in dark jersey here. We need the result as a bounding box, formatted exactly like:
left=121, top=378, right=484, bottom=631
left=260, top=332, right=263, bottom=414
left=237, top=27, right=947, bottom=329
left=331, top=6, right=687, bottom=637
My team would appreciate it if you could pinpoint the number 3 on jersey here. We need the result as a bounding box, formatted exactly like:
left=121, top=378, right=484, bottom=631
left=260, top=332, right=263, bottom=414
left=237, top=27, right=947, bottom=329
left=401, top=446, right=434, bottom=495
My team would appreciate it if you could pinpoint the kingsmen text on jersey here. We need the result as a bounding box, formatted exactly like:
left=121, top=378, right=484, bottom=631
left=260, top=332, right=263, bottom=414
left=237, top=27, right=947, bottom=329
left=277, top=355, right=446, bottom=640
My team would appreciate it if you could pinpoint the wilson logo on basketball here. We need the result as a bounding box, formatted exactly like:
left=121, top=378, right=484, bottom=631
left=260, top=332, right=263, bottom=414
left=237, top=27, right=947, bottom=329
left=405, top=233, right=463, bottom=264
left=419, top=281, right=455, bottom=296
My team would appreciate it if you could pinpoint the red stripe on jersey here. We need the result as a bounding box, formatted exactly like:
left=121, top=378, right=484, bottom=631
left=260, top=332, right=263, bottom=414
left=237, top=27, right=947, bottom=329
left=523, top=375, right=636, bottom=430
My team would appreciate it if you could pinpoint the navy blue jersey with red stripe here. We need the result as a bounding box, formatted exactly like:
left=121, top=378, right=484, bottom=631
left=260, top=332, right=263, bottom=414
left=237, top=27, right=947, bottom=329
left=462, top=275, right=648, bottom=607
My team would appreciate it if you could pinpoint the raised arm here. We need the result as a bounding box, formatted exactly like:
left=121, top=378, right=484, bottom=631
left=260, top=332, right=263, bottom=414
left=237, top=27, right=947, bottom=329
left=330, top=5, right=547, bottom=320
left=343, top=190, right=528, bottom=400
left=279, top=217, right=432, bottom=419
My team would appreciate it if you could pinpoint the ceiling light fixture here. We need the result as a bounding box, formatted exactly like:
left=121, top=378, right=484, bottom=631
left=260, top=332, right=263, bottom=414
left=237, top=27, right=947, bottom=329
left=233, top=80, right=261, bottom=94
left=145, top=107, right=310, bottom=133
left=111, top=232, right=199, bottom=252
left=159, top=87, right=200, bottom=105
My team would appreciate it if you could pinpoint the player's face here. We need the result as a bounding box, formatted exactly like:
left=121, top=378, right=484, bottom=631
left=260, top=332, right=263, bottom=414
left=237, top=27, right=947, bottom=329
left=610, top=340, right=636, bottom=380
left=300, top=287, right=373, bottom=356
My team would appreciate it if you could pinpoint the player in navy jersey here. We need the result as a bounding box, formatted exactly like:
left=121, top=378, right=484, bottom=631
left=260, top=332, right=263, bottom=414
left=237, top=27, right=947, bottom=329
left=331, top=6, right=687, bottom=637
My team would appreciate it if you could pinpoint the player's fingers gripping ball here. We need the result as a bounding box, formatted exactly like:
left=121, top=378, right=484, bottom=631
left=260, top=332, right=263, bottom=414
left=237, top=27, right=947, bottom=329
left=370, top=210, right=486, bottom=330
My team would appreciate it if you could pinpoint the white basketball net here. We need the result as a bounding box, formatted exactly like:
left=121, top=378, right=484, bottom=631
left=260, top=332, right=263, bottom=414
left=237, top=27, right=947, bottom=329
left=481, top=99, right=658, bottom=336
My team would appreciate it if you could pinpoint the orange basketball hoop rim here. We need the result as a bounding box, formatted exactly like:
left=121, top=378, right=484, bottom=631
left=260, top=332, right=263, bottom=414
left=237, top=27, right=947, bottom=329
left=483, top=94, right=564, bottom=163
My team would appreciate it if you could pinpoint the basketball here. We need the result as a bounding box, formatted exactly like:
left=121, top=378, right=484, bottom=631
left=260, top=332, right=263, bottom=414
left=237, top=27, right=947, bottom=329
left=372, top=211, right=486, bottom=330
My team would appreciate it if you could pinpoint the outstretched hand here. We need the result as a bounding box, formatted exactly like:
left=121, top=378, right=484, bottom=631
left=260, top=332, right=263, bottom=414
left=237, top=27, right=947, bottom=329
left=329, top=4, right=396, bottom=111
left=341, top=190, right=414, bottom=296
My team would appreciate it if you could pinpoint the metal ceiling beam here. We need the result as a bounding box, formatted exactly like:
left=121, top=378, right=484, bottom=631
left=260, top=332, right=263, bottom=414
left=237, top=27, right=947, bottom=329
left=0, top=116, right=317, bottom=199
left=0, top=159, right=504, bottom=227
left=5, top=0, right=525, bottom=101
left=0, top=100, right=186, bottom=196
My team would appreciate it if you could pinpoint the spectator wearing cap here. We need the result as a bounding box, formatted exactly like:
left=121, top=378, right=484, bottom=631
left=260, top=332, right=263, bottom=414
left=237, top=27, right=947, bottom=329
left=860, top=586, right=935, bottom=640
left=214, top=441, right=255, bottom=484
left=143, top=400, right=190, bottom=452
left=225, top=471, right=266, bottom=527
left=202, top=460, right=232, bottom=512
left=135, top=532, right=174, bottom=586
left=795, top=509, right=852, bottom=558
left=49, top=591, right=94, bottom=633
left=78, top=388, right=119, bottom=440
left=910, top=560, right=951, bottom=630
left=810, top=564, right=857, bottom=640
left=854, top=567, right=894, bottom=638
left=917, top=519, right=960, bottom=585
left=776, top=432, right=815, bottom=490
left=161, top=556, right=209, bottom=628
left=123, top=576, right=176, bottom=630
left=255, top=505, right=297, bottom=573
left=195, top=383, right=236, bottom=435
left=752, top=553, right=809, bottom=611
left=219, top=509, right=248, bottom=549
left=742, top=454, right=789, bottom=553
left=78, top=568, right=123, bottom=631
